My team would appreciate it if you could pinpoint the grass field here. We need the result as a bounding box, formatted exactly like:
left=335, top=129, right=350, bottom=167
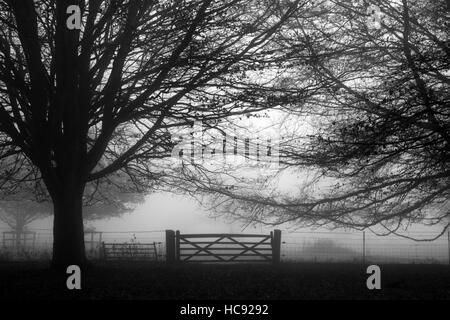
left=0, top=261, right=449, bottom=300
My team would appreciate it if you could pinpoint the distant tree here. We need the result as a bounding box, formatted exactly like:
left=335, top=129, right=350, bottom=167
left=0, top=199, right=50, bottom=248
left=0, top=156, right=51, bottom=241
left=0, top=165, right=145, bottom=250
left=0, top=182, right=145, bottom=235
left=0, top=0, right=297, bottom=267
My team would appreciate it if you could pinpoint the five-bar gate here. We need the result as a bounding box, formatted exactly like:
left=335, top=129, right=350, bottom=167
left=166, top=230, right=281, bottom=264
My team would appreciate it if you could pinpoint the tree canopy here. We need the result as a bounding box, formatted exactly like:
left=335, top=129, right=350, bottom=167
left=183, top=0, right=450, bottom=239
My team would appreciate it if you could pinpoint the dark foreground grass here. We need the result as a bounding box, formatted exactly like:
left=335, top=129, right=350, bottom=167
left=0, top=261, right=449, bottom=299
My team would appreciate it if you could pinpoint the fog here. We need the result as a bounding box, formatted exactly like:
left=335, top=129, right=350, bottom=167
left=20, top=191, right=443, bottom=236
left=19, top=192, right=247, bottom=234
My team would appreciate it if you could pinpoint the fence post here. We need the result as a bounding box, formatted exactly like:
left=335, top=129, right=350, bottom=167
left=363, top=231, right=366, bottom=265
left=90, top=232, right=94, bottom=255
left=153, top=242, right=158, bottom=262
left=98, top=233, right=103, bottom=259
left=165, top=230, right=176, bottom=263
left=101, top=242, right=106, bottom=261
left=32, top=232, right=36, bottom=250
left=176, top=230, right=181, bottom=262
left=272, top=229, right=281, bottom=265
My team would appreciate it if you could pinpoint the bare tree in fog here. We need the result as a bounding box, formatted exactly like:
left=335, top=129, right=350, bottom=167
left=0, top=183, right=145, bottom=230
left=0, top=198, right=50, bottom=239
left=191, top=0, right=450, bottom=238
left=0, top=150, right=145, bottom=249
left=0, top=0, right=298, bottom=268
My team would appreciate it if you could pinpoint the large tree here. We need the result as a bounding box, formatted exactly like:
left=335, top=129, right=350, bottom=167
left=0, top=0, right=297, bottom=267
left=185, top=0, right=450, bottom=239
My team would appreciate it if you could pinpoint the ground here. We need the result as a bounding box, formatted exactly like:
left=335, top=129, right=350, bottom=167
left=0, top=261, right=449, bottom=299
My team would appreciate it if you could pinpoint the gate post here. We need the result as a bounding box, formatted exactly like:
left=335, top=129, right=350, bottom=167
left=166, top=230, right=176, bottom=263
left=176, top=230, right=181, bottom=262
left=272, top=229, right=282, bottom=265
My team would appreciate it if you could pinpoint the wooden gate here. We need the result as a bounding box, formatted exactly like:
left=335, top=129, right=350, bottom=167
left=101, top=242, right=158, bottom=261
left=165, top=230, right=281, bottom=264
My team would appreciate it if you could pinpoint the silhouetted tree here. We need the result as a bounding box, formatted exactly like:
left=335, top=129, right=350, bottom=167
left=0, top=0, right=297, bottom=267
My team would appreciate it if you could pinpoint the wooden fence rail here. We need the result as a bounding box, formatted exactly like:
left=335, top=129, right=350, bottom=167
left=166, top=230, right=281, bottom=264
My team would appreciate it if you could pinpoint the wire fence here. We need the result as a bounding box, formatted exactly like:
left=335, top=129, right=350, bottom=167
left=282, top=231, right=449, bottom=264
left=1, top=229, right=449, bottom=264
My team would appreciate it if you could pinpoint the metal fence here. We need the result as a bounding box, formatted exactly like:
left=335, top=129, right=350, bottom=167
left=1, top=229, right=449, bottom=264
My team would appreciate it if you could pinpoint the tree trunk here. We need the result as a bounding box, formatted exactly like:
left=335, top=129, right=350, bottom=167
left=51, top=182, right=87, bottom=270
